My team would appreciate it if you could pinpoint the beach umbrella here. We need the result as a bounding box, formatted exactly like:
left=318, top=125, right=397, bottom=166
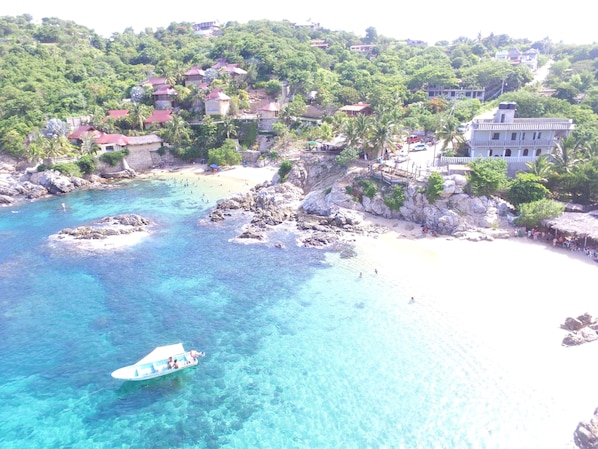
left=210, top=164, right=219, bottom=169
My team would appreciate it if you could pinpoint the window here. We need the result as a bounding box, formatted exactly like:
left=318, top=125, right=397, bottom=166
left=489, top=149, right=493, bottom=156
left=523, top=149, right=529, bottom=156
left=105, top=145, right=114, bottom=152
left=537, top=132, right=542, bottom=139
left=492, top=133, right=500, bottom=140
left=505, top=149, right=512, bottom=157
left=532, top=132, right=537, bottom=140
left=500, top=114, right=505, bottom=123
left=511, top=133, right=517, bottom=140
left=522, top=133, right=526, bottom=141
left=536, top=149, right=541, bottom=156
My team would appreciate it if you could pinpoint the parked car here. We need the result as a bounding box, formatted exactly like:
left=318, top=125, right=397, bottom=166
left=406, top=135, right=421, bottom=144
left=410, top=143, right=427, bottom=152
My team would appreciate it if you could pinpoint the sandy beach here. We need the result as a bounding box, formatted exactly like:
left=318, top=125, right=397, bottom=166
left=164, top=163, right=598, bottom=431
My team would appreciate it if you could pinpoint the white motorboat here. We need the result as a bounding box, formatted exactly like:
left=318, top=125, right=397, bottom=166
left=111, top=343, right=204, bottom=381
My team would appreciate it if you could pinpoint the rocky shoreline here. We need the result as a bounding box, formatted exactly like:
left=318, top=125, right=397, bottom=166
left=0, top=158, right=135, bottom=206
left=204, top=158, right=517, bottom=249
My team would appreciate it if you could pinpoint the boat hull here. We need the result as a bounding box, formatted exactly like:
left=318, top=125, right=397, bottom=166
left=111, top=350, right=200, bottom=381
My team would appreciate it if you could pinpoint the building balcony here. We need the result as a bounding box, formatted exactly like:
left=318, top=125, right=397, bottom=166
left=469, top=138, right=555, bottom=148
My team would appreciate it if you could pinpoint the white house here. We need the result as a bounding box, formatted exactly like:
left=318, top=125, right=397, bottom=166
left=468, top=102, right=574, bottom=159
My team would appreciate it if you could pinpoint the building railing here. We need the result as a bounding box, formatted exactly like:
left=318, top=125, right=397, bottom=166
left=439, top=156, right=539, bottom=165
left=470, top=138, right=555, bottom=148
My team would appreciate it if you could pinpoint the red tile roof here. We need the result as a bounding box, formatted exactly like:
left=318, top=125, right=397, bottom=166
left=142, top=77, right=167, bottom=87
left=107, top=110, right=130, bottom=119
left=184, top=66, right=205, bottom=76
left=205, top=89, right=230, bottom=101
left=152, top=85, right=177, bottom=96
left=68, top=125, right=100, bottom=140
left=95, top=134, right=129, bottom=146
left=144, top=109, right=173, bottom=123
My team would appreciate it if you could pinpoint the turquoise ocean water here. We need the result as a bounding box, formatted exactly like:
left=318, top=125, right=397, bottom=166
left=0, top=175, right=579, bottom=448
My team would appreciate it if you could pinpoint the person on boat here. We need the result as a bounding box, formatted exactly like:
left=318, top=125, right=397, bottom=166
left=168, top=357, right=175, bottom=369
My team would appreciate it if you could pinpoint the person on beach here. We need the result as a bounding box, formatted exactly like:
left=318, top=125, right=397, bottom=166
left=409, top=297, right=415, bottom=304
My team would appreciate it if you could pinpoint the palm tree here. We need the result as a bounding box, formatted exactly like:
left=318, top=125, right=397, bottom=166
left=355, top=113, right=373, bottom=157
left=129, top=103, right=152, bottom=131
left=369, top=113, right=397, bottom=159
left=436, top=117, right=463, bottom=153
left=551, top=135, right=583, bottom=173
left=525, top=155, right=554, bottom=183
left=163, top=115, right=191, bottom=146
left=342, top=119, right=359, bottom=148
left=220, top=117, right=238, bottom=140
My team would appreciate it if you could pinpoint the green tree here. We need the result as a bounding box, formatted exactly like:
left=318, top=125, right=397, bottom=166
left=551, top=135, right=583, bottom=173
left=505, top=173, right=550, bottom=208
left=162, top=115, right=192, bottom=146
left=207, top=139, right=242, bottom=166
left=467, top=157, right=508, bottom=197
left=335, top=146, right=359, bottom=167
left=516, top=199, right=565, bottom=228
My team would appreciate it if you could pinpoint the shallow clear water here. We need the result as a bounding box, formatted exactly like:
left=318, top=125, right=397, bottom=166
left=0, top=175, right=583, bottom=448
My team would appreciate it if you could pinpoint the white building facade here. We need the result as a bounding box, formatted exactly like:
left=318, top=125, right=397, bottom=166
left=469, top=102, right=574, bottom=159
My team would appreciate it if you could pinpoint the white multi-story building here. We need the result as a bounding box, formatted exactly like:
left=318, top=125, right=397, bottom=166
left=469, top=102, right=574, bottom=159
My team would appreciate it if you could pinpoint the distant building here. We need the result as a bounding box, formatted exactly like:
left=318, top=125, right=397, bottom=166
left=350, top=44, right=375, bottom=53
left=193, top=21, right=222, bottom=37
left=338, top=103, right=372, bottom=117
left=406, top=39, right=427, bottom=47
left=310, top=39, right=329, bottom=49
left=292, top=19, right=320, bottom=32
left=495, top=48, right=539, bottom=71
left=468, top=102, right=574, bottom=159
left=152, top=85, right=177, bottom=110
left=426, top=86, right=485, bottom=102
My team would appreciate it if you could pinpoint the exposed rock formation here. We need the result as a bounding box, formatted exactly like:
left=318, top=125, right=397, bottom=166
left=561, top=314, right=598, bottom=346
left=49, top=214, right=153, bottom=252
left=0, top=166, right=105, bottom=204
left=206, top=158, right=519, bottom=247
left=575, top=408, right=598, bottom=449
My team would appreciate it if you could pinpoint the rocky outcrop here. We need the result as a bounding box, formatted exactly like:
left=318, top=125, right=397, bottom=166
left=57, top=214, right=152, bottom=240
left=561, top=314, right=598, bottom=346
left=575, top=408, right=598, bottom=449
left=0, top=166, right=106, bottom=205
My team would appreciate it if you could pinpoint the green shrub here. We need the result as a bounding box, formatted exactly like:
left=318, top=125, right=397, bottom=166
left=426, top=172, right=444, bottom=203
left=278, top=160, right=293, bottom=181
left=77, top=155, right=97, bottom=175
left=99, top=151, right=127, bottom=166
left=506, top=173, right=550, bottom=208
left=516, top=199, right=565, bottom=228
left=37, top=164, right=49, bottom=172
left=207, top=139, right=242, bottom=166
left=467, top=157, right=508, bottom=197
left=384, top=185, right=406, bottom=211
left=324, top=187, right=332, bottom=195
left=359, top=180, right=377, bottom=199
left=335, top=147, right=359, bottom=167
left=51, top=162, right=82, bottom=177
left=345, top=185, right=353, bottom=195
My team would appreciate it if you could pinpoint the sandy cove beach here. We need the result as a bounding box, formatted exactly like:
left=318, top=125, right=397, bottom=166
left=163, top=164, right=598, bottom=430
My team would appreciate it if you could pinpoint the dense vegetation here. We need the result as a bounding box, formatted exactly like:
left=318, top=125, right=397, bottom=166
left=1, top=14, right=598, bottom=207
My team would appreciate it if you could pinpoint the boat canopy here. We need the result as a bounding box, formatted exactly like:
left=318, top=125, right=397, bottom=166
left=136, top=343, right=186, bottom=365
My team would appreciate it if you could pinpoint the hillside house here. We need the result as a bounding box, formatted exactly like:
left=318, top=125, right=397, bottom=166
left=426, top=86, right=485, bottom=102
left=205, top=89, right=230, bottom=116
left=464, top=102, right=574, bottom=174
left=495, top=48, right=539, bottom=71
left=193, top=21, right=222, bottom=37
left=152, top=85, right=177, bottom=110
left=67, top=125, right=101, bottom=145
left=338, top=103, right=372, bottom=117
left=183, top=66, right=206, bottom=87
